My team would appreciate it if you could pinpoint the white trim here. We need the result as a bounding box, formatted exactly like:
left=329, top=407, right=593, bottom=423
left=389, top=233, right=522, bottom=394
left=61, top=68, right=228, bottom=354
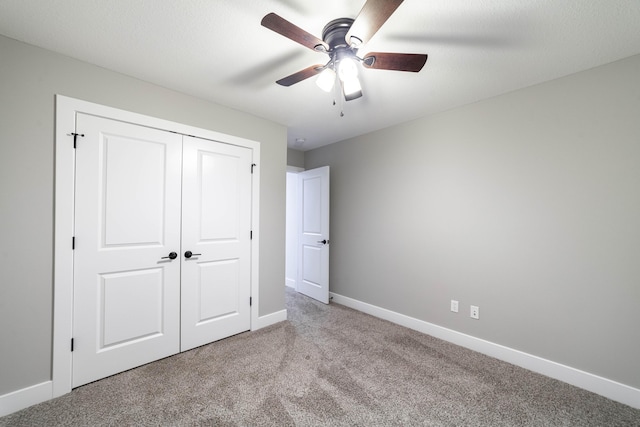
left=285, top=170, right=301, bottom=293
left=252, top=309, right=287, bottom=330
left=54, top=95, right=261, bottom=401
left=249, top=146, right=261, bottom=333
left=53, top=95, right=76, bottom=397
left=0, top=381, right=52, bottom=417
left=330, top=292, right=640, bottom=410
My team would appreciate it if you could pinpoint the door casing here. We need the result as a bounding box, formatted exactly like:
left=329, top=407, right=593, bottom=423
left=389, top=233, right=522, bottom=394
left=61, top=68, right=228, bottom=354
left=53, top=95, right=261, bottom=397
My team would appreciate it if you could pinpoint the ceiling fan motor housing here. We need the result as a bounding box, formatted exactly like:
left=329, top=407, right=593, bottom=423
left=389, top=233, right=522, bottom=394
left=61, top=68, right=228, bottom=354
left=320, top=17, right=361, bottom=77
left=322, top=18, right=355, bottom=51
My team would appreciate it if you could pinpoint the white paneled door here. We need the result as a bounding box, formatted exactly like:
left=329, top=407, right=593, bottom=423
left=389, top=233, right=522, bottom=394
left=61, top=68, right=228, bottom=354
left=180, top=136, right=252, bottom=352
left=72, top=114, right=251, bottom=387
left=297, top=166, right=330, bottom=304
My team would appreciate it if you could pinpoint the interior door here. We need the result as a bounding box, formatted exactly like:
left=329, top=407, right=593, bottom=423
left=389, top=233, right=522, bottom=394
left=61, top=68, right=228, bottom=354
left=180, top=136, right=252, bottom=351
left=72, top=114, right=182, bottom=387
left=297, top=166, right=330, bottom=303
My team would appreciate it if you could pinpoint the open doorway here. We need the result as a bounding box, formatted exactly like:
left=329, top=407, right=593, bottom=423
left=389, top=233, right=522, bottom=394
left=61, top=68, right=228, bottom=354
left=285, top=166, right=304, bottom=289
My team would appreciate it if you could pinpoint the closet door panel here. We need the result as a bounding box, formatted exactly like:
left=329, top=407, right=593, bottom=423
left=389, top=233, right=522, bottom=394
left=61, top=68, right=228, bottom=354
left=72, top=114, right=182, bottom=388
left=180, top=136, right=252, bottom=351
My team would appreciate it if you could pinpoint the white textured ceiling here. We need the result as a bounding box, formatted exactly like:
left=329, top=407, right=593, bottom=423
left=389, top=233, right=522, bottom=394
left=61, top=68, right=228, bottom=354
left=1, top=1, right=639, bottom=151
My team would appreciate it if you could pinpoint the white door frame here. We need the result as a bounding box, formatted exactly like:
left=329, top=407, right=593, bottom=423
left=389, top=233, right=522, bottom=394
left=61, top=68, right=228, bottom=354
left=53, top=95, right=261, bottom=397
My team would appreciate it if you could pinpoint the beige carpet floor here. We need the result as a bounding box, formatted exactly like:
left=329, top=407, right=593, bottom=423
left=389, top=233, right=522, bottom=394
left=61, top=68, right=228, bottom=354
left=2, top=287, right=639, bottom=426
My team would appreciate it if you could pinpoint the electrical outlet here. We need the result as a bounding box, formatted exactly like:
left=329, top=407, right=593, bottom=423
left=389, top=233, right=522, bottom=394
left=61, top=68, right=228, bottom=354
left=450, top=300, right=459, bottom=313
left=470, top=305, right=479, bottom=320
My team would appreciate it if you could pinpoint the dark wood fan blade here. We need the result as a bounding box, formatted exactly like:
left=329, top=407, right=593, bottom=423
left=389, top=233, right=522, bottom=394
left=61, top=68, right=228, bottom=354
left=346, top=0, right=404, bottom=46
left=276, top=64, right=325, bottom=86
left=261, top=13, right=328, bottom=52
left=362, top=52, right=428, bottom=72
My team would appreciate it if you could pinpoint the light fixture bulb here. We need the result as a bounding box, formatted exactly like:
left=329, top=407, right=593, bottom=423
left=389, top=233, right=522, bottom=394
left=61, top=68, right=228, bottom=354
left=316, top=68, right=336, bottom=92
left=337, top=56, right=358, bottom=82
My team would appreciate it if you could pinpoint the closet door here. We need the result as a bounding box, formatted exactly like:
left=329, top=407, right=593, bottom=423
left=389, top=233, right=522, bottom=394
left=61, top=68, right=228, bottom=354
left=72, top=114, right=182, bottom=387
left=180, top=136, right=252, bottom=351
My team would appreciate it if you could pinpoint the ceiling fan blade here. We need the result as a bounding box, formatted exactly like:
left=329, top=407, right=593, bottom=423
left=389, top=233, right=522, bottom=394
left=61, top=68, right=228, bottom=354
left=346, top=0, right=404, bottom=46
left=276, top=64, right=325, bottom=86
left=362, top=52, right=428, bottom=72
left=261, top=13, right=329, bottom=52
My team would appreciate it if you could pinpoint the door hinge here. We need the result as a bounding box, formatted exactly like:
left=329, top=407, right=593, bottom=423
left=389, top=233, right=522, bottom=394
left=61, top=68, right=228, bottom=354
left=70, top=132, right=84, bottom=149
left=71, top=338, right=74, bottom=352
left=249, top=297, right=252, bottom=307
left=250, top=230, right=253, bottom=240
left=72, top=236, right=75, bottom=250
left=251, top=163, right=256, bottom=174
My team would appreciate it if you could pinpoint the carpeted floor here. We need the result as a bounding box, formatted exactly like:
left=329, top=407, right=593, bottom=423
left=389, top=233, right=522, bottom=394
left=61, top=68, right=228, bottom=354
left=2, top=288, right=639, bottom=426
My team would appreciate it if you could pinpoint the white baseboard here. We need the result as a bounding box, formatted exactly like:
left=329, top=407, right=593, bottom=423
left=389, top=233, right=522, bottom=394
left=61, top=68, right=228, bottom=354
left=252, top=309, right=287, bottom=330
left=0, top=381, right=52, bottom=417
left=330, top=292, right=640, bottom=410
left=285, top=278, right=296, bottom=288
left=5, top=300, right=637, bottom=417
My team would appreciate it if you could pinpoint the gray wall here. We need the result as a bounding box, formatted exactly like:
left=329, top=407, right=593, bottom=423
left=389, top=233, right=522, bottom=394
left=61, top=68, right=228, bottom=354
left=287, top=148, right=305, bottom=168
left=0, top=35, right=286, bottom=395
left=306, top=55, right=640, bottom=389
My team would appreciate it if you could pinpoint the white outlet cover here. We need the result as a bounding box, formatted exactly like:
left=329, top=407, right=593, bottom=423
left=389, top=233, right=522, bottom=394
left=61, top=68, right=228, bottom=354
left=451, top=300, right=459, bottom=313
left=470, top=305, right=480, bottom=319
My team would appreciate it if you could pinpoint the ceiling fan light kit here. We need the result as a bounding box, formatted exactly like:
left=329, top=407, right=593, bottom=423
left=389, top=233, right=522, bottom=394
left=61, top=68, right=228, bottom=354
left=261, top=0, right=427, bottom=104
left=316, top=68, right=337, bottom=92
left=342, top=77, right=363, bottom=101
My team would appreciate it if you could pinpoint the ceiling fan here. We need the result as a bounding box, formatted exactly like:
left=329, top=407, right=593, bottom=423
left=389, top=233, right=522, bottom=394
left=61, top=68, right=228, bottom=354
left=261, top=0, right=428, bottom=101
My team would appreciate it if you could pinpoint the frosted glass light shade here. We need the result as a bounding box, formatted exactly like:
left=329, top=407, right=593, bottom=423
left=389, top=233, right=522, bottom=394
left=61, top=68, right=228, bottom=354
left=342, top=76, right=362, bottom=100
left=316, top=68, right=336, bottom=92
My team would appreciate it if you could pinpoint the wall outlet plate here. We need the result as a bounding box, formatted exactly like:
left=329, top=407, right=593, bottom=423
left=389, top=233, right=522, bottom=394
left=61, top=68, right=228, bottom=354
left=470, top=305, right=480, bottom=319
left=451, top=300, right=459, bottom=313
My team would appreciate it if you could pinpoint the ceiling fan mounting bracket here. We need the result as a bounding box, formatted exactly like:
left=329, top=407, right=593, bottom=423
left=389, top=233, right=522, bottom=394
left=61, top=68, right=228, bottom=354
left=349, top=36, right=363, bottom=48
left=363, top=56, right=375, bottom=67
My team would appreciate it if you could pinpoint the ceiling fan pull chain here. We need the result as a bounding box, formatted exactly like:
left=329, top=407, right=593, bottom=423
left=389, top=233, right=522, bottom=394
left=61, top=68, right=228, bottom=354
left=333, top=70, right=340, bottom=107
left=338, top=80, right=346, bottom=117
